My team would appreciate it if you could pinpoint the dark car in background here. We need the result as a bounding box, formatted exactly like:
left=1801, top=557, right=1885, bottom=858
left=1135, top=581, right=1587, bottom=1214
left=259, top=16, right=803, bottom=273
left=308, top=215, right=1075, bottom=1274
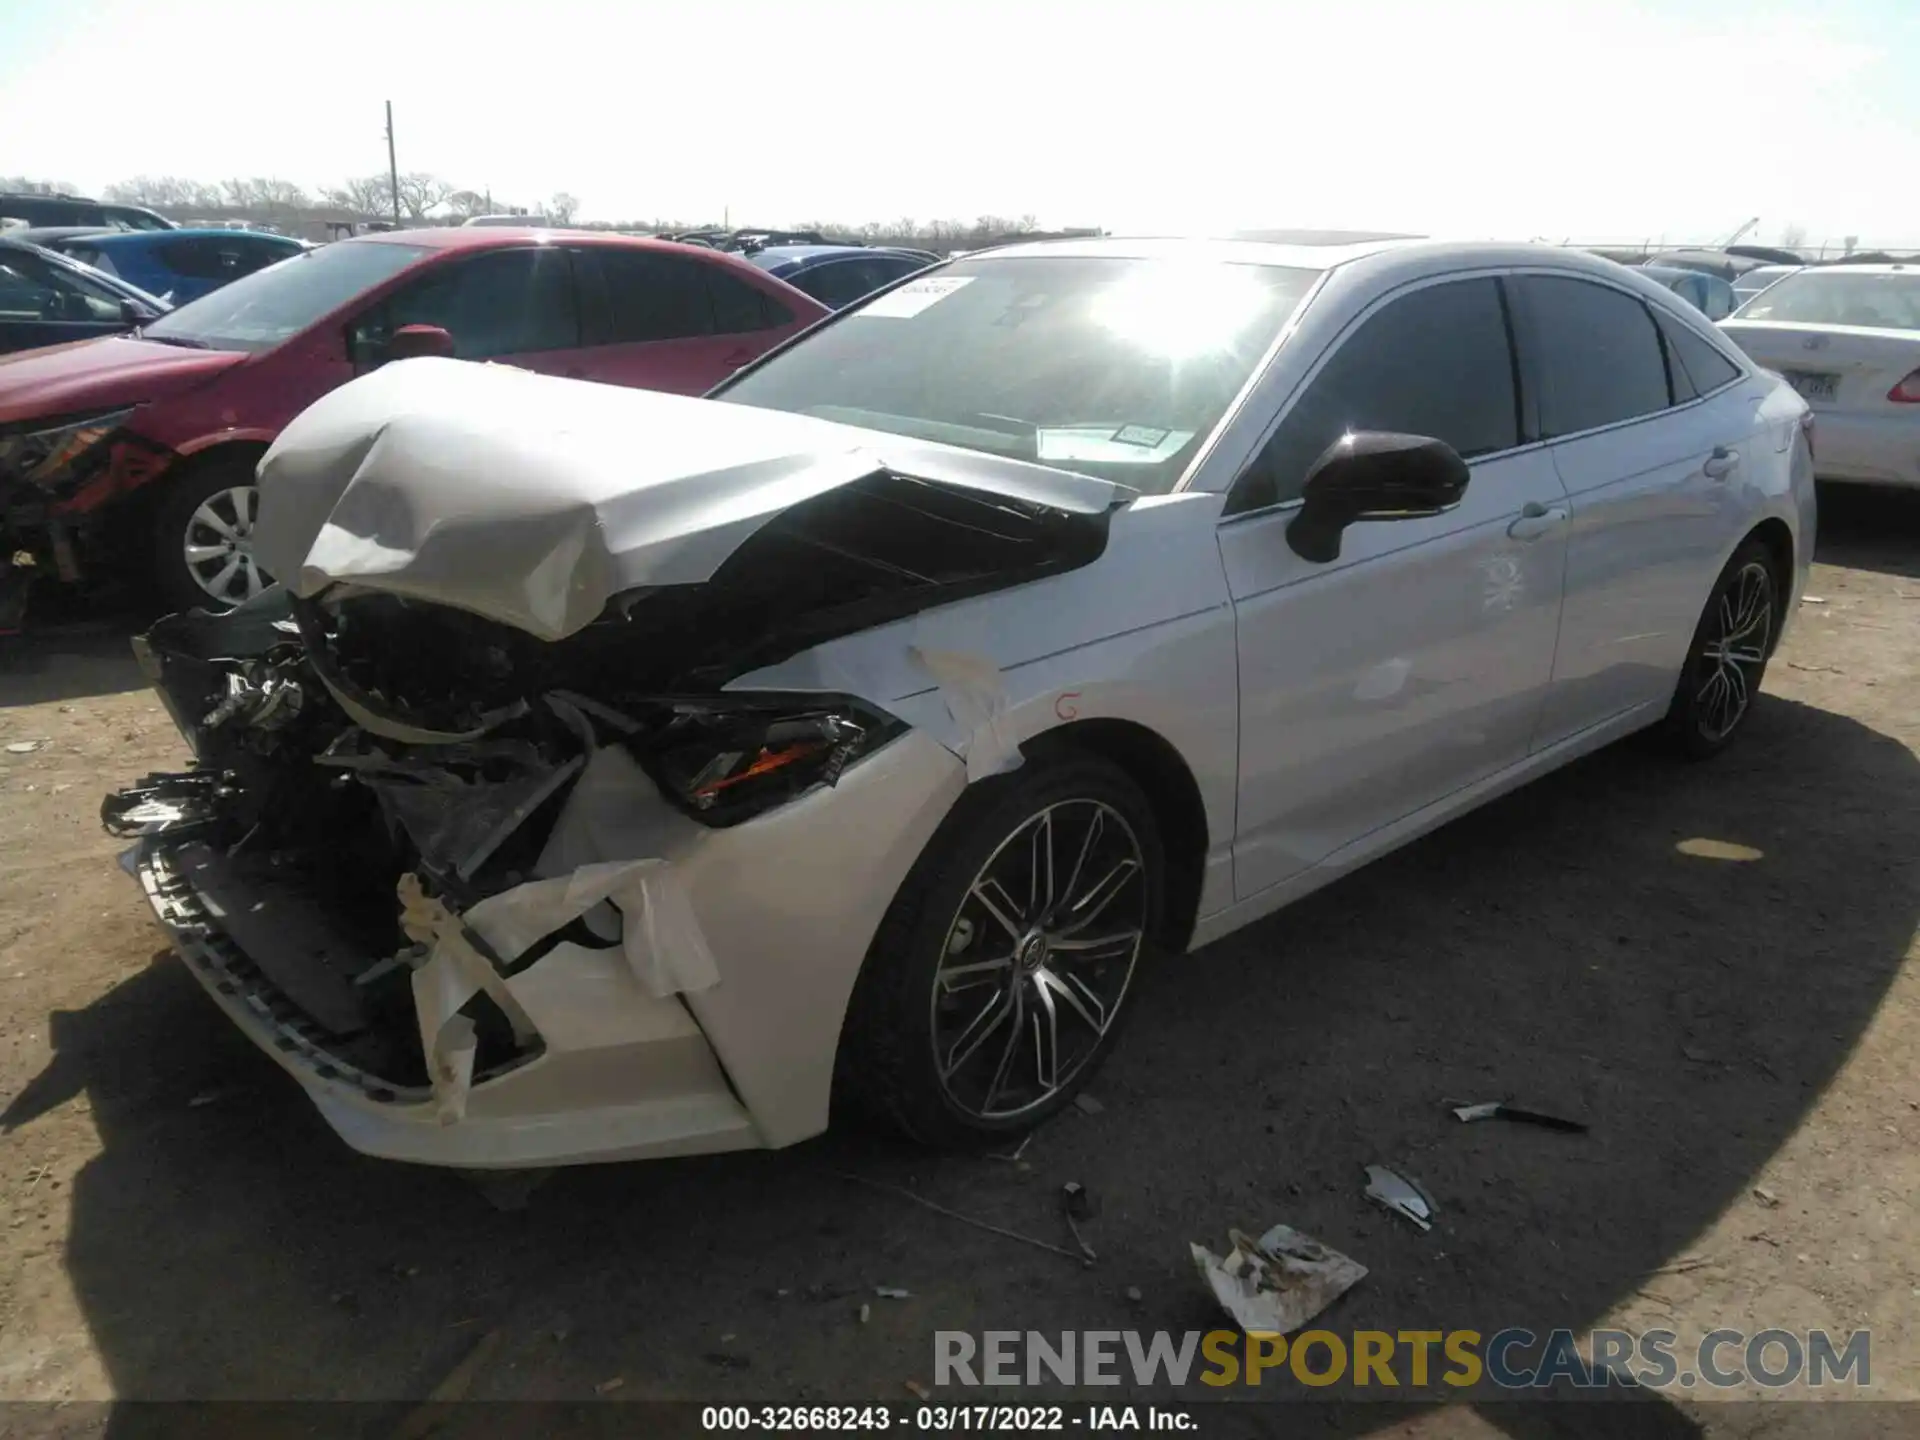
left=0, top=192, right=175, bottom=232
left=35, top=229, right=310, bottom=304
left=746, top=244, right=937, bottom=309
left=0, top=237, right=170, bottom=355
left=0, top=229, right=826, bottom=619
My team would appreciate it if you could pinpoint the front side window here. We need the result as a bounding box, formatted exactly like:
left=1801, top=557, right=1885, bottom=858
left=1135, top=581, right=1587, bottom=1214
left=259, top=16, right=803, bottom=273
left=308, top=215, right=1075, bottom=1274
left=0, top=249, right=123, bottom=323
left=353, top=246, right=577, bottom=361
left=1733, top=271, right=1920, bottom=331
left=156, top=239, right=237, bottom=280
left=144, top=239, right=429, bottom=351
left=720, top=255, right=1320, bottom=495
left=1230, top=277, right=1520, bottom=513
left=1519, top=275, right=1670, bottom=437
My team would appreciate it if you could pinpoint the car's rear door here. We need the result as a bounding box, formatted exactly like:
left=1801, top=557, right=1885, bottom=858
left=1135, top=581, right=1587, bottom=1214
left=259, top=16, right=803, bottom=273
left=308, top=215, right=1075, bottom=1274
left=568, top=247, right=811, bottom=394
left=1221, top=274, right=1571, bottom=899
left=1512, top=273, right=1761, bottom=748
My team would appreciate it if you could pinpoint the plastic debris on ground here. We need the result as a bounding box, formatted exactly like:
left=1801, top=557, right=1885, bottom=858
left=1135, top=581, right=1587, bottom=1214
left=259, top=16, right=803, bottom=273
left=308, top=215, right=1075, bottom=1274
left=1448, top=1099, right=1589, bottom=1133
left=5, top=741, right=44, bottom=754
left=874, top=1286, right=912, bottom=1299
left=1363, top=1164, right=1437, bottom=1232
left=1072, top=1093, right=1105, bottom=1116
left=1189, top=1224, right=1367, bottom=1335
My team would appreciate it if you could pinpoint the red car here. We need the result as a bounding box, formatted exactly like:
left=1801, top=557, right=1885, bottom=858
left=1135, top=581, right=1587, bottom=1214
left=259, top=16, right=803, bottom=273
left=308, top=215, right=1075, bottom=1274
left=0, top=228, right=826, bottom=619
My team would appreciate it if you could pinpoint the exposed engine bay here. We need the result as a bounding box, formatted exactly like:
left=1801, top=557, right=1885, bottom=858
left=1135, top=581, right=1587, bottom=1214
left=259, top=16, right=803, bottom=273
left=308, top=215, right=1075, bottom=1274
left=104, top=467, right=1113, bottom=1109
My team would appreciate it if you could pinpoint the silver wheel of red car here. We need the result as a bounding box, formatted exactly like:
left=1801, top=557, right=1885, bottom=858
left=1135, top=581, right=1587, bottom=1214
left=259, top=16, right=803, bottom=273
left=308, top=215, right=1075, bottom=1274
left=183, top=483, right=270, bottom=607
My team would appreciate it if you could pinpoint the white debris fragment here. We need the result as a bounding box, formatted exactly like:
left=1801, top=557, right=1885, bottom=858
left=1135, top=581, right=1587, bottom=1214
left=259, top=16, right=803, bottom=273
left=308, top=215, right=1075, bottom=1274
left=1190, top=1224, right=1367, bottom=1335
left=5, top=741, right=44, bottom=754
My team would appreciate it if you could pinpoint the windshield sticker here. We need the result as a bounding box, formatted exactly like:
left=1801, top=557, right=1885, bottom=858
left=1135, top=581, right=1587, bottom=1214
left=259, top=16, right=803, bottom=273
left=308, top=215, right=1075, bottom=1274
left=860, top=275, right=976, bottom=318
left=1037, top=426, right=1195, bottom=465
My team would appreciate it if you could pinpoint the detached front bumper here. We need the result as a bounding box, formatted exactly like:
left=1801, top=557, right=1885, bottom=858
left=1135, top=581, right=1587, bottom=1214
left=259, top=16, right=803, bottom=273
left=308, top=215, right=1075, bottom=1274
left=132, top=840, right=758, bottom=1168
left=123, top=728, right=967, bottom=1169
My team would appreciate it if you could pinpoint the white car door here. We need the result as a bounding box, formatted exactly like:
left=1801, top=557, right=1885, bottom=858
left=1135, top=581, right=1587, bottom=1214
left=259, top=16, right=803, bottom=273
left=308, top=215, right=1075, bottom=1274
left=1219, top=275, right=1571, bottom=901
left=1512, top=274, right=1763, bottom=748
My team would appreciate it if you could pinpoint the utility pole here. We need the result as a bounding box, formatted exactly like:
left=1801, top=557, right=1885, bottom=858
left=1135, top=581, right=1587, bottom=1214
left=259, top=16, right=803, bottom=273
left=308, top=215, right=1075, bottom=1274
left=385, top=101, right=401, bottom=225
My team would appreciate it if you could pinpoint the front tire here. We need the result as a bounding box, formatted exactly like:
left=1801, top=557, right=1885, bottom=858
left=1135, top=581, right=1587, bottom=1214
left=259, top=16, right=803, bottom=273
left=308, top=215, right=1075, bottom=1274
left=149, top=457, right=272, bottom=614
left=1662, top=538, right=1780, bottom=759
left=840, top=754, right=1165, bottom=1148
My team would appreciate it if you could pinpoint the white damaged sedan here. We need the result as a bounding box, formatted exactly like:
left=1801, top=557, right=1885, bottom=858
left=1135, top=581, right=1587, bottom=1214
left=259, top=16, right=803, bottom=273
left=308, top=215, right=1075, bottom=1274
left=107, top=237, right=1816, bottom=1168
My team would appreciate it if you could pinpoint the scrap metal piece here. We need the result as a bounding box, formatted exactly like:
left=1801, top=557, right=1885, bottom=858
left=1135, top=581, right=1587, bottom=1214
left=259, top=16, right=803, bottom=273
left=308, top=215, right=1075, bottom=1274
left=1449, top=1099, right=1589, bottom=1133
left=1363, top=1164, right=1436, bottom=1232
left=1190, top=1224, right=1367, bottom=1335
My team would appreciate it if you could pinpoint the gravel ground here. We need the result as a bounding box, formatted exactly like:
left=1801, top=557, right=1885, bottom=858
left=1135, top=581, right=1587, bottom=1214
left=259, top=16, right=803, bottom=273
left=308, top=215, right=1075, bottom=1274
left=1, top=484, right=1916, bottom=1439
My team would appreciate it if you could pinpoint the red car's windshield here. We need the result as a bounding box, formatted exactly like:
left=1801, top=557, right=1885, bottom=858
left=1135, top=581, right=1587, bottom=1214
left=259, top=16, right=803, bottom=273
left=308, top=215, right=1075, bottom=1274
left=142, top=240, right=430, bottom=352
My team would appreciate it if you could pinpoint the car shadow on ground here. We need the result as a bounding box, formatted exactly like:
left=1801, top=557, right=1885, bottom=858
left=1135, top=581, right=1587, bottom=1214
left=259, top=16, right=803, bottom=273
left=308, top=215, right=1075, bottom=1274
left=0, top=621, right=149, bottom=707
left=6, top=694, right=1915, bottom=1439
left=1814, top=482, right=1920, bottom=578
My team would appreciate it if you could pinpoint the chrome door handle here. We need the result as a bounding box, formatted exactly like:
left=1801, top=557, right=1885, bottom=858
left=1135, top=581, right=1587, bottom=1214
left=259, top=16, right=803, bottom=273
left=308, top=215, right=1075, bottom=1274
left=1507, top=503, right=1568, bottom=541
left=1703, top=446, right=1740, bottom=480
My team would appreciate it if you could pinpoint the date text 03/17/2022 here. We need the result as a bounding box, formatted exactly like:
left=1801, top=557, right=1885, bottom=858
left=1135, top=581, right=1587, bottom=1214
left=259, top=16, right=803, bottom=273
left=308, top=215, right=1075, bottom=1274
left=699, top=1405, right=1194, bottom=1432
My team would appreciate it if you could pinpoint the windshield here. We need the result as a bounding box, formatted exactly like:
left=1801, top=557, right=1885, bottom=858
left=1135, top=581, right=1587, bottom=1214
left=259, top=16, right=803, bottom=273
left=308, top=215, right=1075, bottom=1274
left=1733, top=270, right=1920, bottom=331
left=142, top=240, right=430, bottom=352
left=717, top=255, right=1321, bottom=493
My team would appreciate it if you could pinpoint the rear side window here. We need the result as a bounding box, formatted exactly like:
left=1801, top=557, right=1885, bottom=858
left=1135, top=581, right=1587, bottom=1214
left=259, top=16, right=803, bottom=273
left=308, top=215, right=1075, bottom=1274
left=0, top=249, right=123, bottom=322
left=1654, top=310, right=1742, bottom=400
left=1520, top=276, right=1671, bottom=436
left=1231, top=277, right=1520, bottom=512
left=157, top=239, right=237, bottom=280
left=585, top=249, right=714, bottom=343
left=793, top=258, right=884, bottom=309
left=354, top=247, right=578, bottom=360
left=706, top=263, right=791, bottom=332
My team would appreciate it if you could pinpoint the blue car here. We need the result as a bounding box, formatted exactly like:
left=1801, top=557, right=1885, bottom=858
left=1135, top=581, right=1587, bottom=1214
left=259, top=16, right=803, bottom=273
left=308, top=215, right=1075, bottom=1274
left=1640, top=264, right=1737, bottom=321
left=36, top=228, right=309, bottom=305
left=0, top=237, right=170, bottom=355
left=745, top=244, right=936, bottom=309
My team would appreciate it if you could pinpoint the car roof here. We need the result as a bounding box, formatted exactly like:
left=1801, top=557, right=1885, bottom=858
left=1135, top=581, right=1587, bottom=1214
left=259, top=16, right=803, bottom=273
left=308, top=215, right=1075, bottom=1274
left=80, top=227, right=306, bottom=248
left=354, top=226, right=733, bottom=256
left=9, top=225, right=119, bottom=244
left=1775, top=263, right=1915, bottom=278
left=954, top=234, right=1649, bottom=283
left=751, top=244, right=927, bottom=271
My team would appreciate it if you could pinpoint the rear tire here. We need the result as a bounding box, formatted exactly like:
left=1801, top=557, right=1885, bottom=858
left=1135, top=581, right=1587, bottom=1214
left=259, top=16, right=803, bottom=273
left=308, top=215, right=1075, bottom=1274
left=838, top=754, right=1165, bottom=1149
left=1661, top=538, right=1780, bottom=759
left=149, top=455, right=271, bottom=614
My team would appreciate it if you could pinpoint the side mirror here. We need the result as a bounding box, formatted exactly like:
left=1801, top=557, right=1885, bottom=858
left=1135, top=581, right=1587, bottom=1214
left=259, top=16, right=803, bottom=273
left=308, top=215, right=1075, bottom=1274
left=1285, top=431, right=1470, bottom=563
left=386, top=324, right=456, bottom=362
left=119, top=298, right=158, bottom=324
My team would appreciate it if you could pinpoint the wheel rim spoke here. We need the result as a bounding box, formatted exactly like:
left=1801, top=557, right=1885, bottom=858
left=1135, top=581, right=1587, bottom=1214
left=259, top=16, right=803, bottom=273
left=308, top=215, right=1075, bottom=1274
left=932, top=798, right=1148, bottom=1121
left=1693, top=563, right=1772, bottom=742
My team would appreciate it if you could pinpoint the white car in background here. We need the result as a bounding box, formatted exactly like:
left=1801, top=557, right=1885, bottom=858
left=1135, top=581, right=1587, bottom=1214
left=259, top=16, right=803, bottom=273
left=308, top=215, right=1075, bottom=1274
left=1721, top=264, right=1920, bottom=490
left=107, top=237, right=1815, bottom=1168
left=1731, top=264, right=1800, bottom=306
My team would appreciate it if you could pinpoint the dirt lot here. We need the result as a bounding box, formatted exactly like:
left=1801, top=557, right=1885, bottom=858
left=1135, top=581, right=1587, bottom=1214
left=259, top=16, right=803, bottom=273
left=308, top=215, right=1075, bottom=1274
left=1, top=486, right=1917, bottom=1437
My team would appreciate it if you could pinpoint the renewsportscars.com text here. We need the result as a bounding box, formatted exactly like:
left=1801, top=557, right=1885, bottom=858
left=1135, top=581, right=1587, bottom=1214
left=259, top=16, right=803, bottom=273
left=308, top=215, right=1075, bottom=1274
left=935, top=1328, right=1871, bottom=1391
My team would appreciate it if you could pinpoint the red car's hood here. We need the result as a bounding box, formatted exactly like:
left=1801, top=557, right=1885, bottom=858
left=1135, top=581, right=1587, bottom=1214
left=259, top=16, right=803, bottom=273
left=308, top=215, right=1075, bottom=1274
left=0, top=337, right=248, bottom=425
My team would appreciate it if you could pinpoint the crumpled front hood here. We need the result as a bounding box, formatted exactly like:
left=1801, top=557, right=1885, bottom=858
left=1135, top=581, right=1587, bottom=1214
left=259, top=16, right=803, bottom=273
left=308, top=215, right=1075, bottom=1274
left=252, top=358, right=1119, bottom=642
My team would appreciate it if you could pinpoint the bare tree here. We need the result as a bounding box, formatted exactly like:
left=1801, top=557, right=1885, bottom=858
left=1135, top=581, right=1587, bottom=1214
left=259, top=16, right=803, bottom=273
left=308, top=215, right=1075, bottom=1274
left=394, top=172, right=454, bottom=220
left=442, top=189, right=488, bottom=219
left=548, top=192, right=581, bottom=225
left=0, top=176, right=80, bottom=195
left=1780, top=222, right=1808, bottom=249
left=324, top=174, right=396, bottom=215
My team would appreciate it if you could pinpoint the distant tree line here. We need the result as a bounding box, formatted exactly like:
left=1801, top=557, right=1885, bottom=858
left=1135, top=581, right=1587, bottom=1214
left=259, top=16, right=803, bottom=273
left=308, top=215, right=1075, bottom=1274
left=3, top=174, right=1072, bottom=252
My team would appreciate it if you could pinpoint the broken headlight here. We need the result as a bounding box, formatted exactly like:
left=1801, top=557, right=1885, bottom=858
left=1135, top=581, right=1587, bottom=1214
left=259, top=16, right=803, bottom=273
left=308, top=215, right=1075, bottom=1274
left=645, top=697, right=904, bottom=827
left=0, top=408, right=135, bottom=492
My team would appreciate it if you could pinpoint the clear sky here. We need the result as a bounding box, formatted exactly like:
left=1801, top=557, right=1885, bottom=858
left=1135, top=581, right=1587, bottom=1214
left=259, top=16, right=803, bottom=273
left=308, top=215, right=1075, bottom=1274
left=3, top=0, right=1915, bottom=247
